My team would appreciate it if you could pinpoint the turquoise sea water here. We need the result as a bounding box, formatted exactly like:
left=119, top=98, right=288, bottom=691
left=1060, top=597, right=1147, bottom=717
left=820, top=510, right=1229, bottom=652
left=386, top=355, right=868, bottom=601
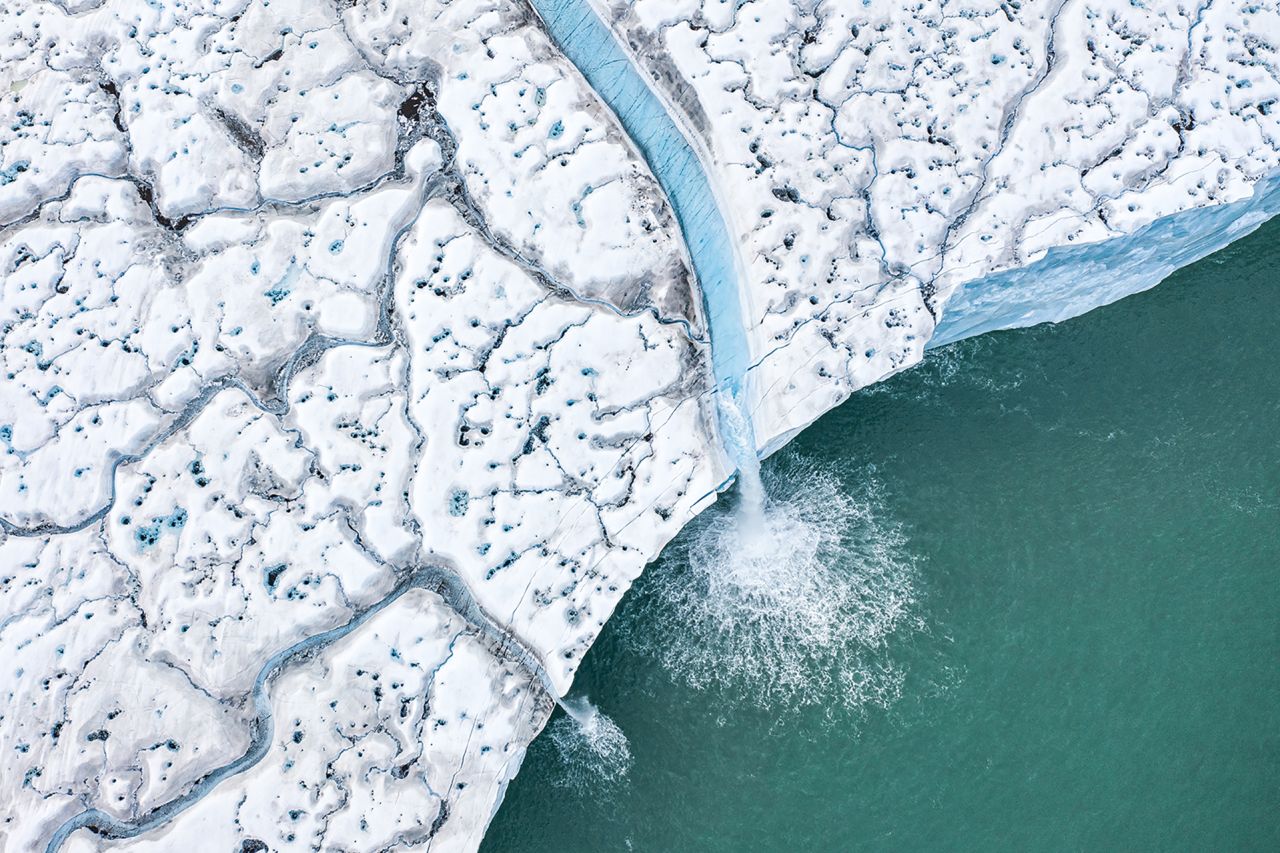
left=484, top=217, right=1280, bottom=851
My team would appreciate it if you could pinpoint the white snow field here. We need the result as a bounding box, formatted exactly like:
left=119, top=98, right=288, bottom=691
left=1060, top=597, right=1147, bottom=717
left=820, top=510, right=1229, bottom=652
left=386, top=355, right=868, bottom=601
left=0, top=0, right=1276, bottom=849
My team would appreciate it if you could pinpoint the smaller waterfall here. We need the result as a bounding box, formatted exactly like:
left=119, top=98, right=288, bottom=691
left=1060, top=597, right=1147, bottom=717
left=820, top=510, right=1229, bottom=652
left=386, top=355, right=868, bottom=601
left=548, top=696, right=632, bottom=789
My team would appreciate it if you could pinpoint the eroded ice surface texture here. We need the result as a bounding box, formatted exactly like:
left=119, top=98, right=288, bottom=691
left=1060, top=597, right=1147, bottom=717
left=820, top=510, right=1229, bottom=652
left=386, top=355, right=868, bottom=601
left=1, top=0, right=1277, bottom=850
left=1, top=0, right=722, bottom=849
left=597, top=0, right=1280, bottom=451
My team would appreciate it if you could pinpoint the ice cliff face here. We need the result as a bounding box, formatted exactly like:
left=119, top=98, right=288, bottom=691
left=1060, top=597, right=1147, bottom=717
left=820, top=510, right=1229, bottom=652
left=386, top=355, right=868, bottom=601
left=1, top=0, right=1277, bottom=850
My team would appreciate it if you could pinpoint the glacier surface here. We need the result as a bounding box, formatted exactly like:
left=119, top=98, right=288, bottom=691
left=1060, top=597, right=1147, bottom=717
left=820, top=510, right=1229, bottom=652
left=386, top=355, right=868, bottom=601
left=0, top=0, right=1277, bottom=850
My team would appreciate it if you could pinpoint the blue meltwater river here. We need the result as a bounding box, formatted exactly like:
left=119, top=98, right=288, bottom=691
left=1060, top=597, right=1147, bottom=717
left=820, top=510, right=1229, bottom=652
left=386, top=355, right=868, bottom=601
left=526, top=0, right=750, bottom=406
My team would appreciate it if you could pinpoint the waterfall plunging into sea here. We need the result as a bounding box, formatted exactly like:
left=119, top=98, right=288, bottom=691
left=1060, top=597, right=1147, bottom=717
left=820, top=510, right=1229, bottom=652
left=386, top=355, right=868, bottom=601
left=717, top=396, right=782, bottom=598
left=526, top=0, right=924, bottom=725
left=614, top=395, right=924, bottom=719
left=719, top=395, right=766, bottom=532
left=548, top=696, right=632, bottom=790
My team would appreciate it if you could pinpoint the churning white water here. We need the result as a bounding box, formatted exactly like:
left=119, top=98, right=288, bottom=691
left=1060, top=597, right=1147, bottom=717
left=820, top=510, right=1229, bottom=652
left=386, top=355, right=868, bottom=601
left=548, top=696, right=632, bottom=790
left=621, top=433, right=922, bottom=718
left=550, top=398, right=922, bottom=791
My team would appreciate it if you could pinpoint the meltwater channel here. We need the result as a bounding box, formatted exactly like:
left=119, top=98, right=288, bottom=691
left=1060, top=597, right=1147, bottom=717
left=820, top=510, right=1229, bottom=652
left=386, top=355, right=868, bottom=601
left=525, top=0, right=755, bottom=455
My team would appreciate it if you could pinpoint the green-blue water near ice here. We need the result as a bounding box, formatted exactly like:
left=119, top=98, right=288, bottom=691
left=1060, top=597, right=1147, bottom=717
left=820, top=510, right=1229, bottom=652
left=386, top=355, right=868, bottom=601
left=483, top=218, right=1280, bottom=852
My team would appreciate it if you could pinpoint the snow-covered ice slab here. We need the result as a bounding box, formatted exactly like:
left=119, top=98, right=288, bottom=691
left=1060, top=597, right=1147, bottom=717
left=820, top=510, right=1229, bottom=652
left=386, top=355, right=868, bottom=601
left=51, top=586, right=551, bottom=853
left=598, top=0, right=1280, bottom=452
left=1, top=0, right=1278, bottom=849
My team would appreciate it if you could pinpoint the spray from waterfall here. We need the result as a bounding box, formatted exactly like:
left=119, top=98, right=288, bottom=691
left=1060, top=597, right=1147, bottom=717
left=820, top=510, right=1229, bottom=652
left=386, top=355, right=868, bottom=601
left=548, top=695, right=632, bottom=790
left=618, top=394, right=923, bottom=718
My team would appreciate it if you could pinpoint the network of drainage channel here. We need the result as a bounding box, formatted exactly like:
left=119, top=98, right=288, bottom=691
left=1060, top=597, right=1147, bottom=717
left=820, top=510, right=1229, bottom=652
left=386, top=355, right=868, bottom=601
left=48, top=0, right=916, bottom=842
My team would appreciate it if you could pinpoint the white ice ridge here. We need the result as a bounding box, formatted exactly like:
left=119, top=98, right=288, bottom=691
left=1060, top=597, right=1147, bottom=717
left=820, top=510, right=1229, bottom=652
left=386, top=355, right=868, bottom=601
left=0, top=0, right=1277, bottom=850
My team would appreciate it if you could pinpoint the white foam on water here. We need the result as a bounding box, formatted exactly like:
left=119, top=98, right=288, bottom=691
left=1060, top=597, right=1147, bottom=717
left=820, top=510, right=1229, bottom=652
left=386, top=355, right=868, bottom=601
left=622, top=455, right=922, bottom=719
left=547, top=696, right=632, bottom=791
